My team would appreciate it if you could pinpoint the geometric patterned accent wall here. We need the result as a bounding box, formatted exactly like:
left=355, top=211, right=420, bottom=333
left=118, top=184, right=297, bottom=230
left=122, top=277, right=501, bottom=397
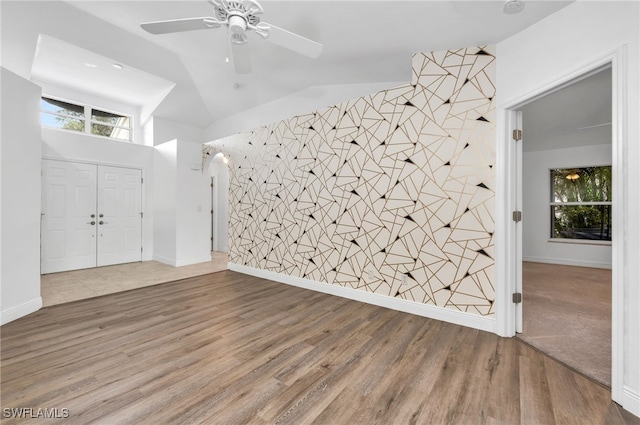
left=211, top=46, right=496, bottom=316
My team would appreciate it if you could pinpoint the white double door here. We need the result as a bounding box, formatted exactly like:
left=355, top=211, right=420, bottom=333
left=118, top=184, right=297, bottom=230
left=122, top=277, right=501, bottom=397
left=41, top=160, right=143, bottom=274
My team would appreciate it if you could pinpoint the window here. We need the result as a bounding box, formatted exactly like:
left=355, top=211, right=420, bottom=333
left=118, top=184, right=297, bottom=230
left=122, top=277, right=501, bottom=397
left=40, top=97, right=85, bottom=132
left=550, top=166, right=612, bottom=241
left=40, top=97, right=132, bottom=142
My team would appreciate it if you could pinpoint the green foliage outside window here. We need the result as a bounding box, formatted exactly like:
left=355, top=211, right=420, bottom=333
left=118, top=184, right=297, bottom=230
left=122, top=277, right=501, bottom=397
left=551, top=166, right=612, bottom=241
left=40, top=97, right=131, bottom=141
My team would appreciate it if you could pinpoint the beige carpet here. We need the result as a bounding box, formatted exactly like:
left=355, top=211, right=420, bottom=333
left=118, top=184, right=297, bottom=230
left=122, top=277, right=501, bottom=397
left=518, top=261, right=611, bottom=387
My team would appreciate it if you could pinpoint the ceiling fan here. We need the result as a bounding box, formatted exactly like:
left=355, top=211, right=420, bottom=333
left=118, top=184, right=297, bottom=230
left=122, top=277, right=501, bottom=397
left=140, top=0, right=323, bottom=74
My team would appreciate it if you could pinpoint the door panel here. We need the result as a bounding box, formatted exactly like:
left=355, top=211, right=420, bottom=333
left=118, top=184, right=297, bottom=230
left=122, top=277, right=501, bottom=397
left=41, top=161, right=143, bottom=273
left=41, top=160, right=97, bottom=273
left=97, top=165, right=142, bottom=267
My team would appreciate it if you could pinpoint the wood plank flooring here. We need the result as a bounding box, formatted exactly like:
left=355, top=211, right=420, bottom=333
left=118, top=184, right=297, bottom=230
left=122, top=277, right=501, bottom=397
left=2, top=271, right=638, bottom=424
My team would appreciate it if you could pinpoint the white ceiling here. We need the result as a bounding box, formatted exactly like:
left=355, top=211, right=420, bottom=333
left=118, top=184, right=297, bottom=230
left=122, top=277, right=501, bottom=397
left=1, top=0, right=573, bottom=129
left=31, top=35, right=176, bottom=114
left=521, top=67, right=612, bottom=153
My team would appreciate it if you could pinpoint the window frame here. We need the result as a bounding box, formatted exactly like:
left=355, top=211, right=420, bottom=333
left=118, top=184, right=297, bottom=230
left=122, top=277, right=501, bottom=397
left=548, top=164, right=612, bottom=243
left=40, top=96, right=133, bottom=142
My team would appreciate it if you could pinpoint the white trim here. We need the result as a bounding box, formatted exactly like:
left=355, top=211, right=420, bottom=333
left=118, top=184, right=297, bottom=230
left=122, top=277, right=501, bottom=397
left=229, top=263, right=496, bottom=334
left=495, top=47, right=627, bottom=405
left=1, top=298, right=42, bottom=326
left=152, top=255, right=213, bottom=268
left=494, top=109, right=518, bottom=337
left=623, top=386, right=640, bottom=418
left=547, top=239, right=612, bottom=247
left=152, top=255, right=177, bottom=267
left=175, top=256, right=214, bottom=267
left=522, top=256, right=611, bottom=270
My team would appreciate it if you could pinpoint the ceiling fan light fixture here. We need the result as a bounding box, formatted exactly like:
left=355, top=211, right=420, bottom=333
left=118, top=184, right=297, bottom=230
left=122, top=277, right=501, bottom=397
left=230, top=32, right=247, bottom=45
left=566, top=172, right=580, bottom=180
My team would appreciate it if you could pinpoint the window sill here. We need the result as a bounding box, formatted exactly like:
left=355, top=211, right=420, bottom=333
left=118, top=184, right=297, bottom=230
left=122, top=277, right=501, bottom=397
left=42, top=126, right=132, bottom=143
left=547, top=239, right=612, bottom=247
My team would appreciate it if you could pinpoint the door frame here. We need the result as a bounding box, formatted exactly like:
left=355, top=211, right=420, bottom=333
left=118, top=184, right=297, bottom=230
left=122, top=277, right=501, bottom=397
left=494, top=47, right=626, bottom=403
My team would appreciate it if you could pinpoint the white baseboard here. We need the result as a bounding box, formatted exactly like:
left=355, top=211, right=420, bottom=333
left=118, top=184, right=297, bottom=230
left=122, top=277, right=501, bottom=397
left=623, top=386, right=640, bottom=419
left=1, top=298, right=42, bottom=326
left=153, top=255, right=215, bottom=267
left=229, top=263, right=496, bottom=334
left=153, top=254, right=177, bottom=267
left=522, top=256, right=612, bottom=269
left=175, top=256, right=215, bottom=267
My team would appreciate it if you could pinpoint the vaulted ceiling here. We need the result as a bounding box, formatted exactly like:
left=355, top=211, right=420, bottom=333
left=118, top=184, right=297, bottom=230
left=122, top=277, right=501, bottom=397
left=1, top=1, right=573, bottom=129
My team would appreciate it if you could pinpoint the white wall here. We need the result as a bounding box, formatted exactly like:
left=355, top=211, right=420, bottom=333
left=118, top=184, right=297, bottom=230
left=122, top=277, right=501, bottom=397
left=523, top=144, right=612, bottom=268
left=1, top=68, right=42, bottom=325
left=41, top=128, right=154, bottom=261
left=153, top=140, right=211, bottom=266
left=496, top=0, right=640, bottom=415
left=205, top=81, right=404, bottom=140
left=175, top=141, right=211, bottom=266
left=153, top=140, right=177, bottom=264
left=152, top=116, right=205, bottom=146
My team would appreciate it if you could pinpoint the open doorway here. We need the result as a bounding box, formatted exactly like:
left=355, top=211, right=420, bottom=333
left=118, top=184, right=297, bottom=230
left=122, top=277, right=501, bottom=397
left=208, top=152, right=230, bottom=255
left=516, top=67, right=613, bottom=386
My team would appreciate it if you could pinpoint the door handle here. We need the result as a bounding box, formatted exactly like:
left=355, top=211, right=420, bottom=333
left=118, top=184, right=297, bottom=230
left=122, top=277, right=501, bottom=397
left=87, top=221, right=96, bottom=225
left=99, top=221, right=108, bottom=225
left=90, top=214, right=95, bottom=218
left=99, top=214, right=104, bottom=218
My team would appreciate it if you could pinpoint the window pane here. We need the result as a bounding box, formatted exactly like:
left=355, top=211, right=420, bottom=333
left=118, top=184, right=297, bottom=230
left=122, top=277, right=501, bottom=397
left=40, top=112, right=84, bottom=132
left=40, top=97, right=84, bottom=118
left=91, top=109, right=130, bottom=128
left=551, top=205, right=612, bottom=240
left=551, top=166, right=612, bottom=202
left=91, top=123, right=130, bottom=141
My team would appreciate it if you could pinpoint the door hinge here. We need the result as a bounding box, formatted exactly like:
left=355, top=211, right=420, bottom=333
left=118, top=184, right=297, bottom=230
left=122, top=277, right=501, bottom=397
left=513, top=129, right=522, bottom=141
left=512, top=292, right=522, bottom=304
left=140, top=212, right=144, bottom=218
left=141, top=177, right=144, bottom=184
left=141, top=246, right=143, bottom=253
left=512, top=211, right=522, bottom=222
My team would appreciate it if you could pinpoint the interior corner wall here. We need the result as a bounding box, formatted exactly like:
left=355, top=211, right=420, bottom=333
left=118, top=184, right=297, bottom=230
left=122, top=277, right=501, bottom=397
left=1, top=68, right=43, bottom=325
left=175, top=141, right=211, bottom=266
left=522, top=144, right=612, bottom=268
left=153, top=140, right=211, bottom=267
left=153, top=140, right=178, bottom=265
left=496, top=0, right=640, bottom=416
left=153, top=116, right=205, bottom=146
left=209, top=46, right=497, bottom=321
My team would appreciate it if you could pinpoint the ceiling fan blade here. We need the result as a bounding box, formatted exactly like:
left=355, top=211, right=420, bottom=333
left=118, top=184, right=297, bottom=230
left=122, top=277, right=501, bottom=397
left=577, top=122, right=612, bottom=130
left=140, top=17, right=220, bottom=35
left=231, top=42, right=251, bottom=74
left=261, top=23, right=323, bottom=58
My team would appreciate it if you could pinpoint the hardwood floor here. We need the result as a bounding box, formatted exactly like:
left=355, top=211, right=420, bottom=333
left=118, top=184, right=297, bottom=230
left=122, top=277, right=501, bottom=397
left=2, top=271, right=638, bottom=424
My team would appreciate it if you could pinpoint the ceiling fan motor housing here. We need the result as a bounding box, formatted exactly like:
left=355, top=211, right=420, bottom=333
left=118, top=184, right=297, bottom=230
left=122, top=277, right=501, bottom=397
left=214, top=0, right=264, bottom=44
